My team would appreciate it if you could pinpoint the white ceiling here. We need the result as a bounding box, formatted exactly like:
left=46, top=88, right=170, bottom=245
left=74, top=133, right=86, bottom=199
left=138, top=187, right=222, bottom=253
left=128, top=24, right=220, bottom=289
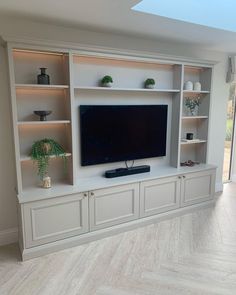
left=0, top=0, right=236, bottom=52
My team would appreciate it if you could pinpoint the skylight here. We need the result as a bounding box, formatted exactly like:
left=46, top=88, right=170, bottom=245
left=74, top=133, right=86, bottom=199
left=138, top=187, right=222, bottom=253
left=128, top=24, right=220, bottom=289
left=133, top=0, right=236, bottom=32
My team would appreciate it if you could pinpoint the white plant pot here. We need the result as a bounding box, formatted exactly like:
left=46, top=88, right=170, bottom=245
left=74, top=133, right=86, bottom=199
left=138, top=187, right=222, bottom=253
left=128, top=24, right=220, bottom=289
left=102, top=82, right=112, bottom=88
left=184, top=81, right=193, bottom=91
left=42, top=176, right=51, bottom=189
left=145, top=84, right=155, bottom=89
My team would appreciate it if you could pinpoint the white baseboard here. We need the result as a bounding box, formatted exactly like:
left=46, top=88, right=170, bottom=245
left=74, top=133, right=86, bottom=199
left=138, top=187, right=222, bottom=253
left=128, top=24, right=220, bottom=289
left=231, top=174, right=236, bottom=182
left=215, top=182, right=223, bottom=192
left=0, top=227, right=18, bottom=246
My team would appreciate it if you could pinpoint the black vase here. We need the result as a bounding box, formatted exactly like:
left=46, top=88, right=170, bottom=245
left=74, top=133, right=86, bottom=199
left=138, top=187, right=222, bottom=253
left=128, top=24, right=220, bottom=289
left=37, top=68, right=50, bottom=85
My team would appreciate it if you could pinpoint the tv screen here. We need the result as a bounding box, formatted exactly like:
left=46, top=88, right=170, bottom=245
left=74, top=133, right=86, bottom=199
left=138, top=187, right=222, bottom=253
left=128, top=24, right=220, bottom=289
left=80, top=105, right=168, bottom=166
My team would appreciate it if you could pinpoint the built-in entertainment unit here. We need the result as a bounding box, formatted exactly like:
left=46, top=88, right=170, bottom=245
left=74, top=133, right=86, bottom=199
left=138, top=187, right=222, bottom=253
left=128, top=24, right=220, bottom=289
left=80, top=105, right=168, bottom=176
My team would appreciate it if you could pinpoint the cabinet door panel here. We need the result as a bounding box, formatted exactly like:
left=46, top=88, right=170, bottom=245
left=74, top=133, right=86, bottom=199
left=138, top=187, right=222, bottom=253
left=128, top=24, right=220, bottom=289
left=140, top=176, right=181, bottom=217
left=89, top=183, right=139, bottom=231
left=23, top=193, right=88, bottom=248
left=181, top=169, right=215, bottom=206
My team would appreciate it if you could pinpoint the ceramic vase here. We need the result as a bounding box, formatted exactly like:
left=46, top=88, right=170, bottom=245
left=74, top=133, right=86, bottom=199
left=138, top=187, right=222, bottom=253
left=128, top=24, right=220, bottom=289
left=37, top=67, right=50, bottom=85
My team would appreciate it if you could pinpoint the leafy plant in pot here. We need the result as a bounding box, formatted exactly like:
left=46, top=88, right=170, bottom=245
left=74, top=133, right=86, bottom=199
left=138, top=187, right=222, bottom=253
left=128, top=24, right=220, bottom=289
left=101, top=75, right=113, bottom=87
left=31, top=138, right=67, bottom=188
left=144, top=78, right=155, bottom=89
left=185, top=96, right=201, bottom=116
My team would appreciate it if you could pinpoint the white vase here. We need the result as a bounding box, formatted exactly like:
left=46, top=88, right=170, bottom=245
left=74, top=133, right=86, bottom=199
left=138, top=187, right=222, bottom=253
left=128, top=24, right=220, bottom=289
left=193, top=82, right=201, bottom=91
left=42, top=176, right=51, bottom=189
left=185, top=105, right=199, bottom=116
left=184, top=81, right=193, bottom=91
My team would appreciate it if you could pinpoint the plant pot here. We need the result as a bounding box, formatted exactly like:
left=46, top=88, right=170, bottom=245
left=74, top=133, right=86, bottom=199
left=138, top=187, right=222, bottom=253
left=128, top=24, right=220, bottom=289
left=42, top=176, right=51, bottom=189
left=42, top=142, right=51, bottom=154
left=101, top=82, right=112, bottom=87
left=184, top=81, right=193, bottom=91
left=145, top=84, right=155, bottom=89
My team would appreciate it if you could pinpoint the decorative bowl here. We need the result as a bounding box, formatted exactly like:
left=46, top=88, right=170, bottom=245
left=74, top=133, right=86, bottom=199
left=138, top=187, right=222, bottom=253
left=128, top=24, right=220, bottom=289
left=34, top=110, right=52, bottom=121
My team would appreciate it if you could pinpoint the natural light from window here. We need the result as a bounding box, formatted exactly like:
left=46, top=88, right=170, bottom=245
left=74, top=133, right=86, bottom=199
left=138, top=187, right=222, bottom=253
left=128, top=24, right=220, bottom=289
left=133, top=0, right=236, bottom=32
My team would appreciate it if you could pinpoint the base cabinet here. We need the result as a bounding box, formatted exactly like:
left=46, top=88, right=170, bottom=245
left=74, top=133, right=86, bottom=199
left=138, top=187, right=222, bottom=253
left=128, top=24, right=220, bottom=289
left=140, top=176, right=181, bottom=217
left=23, top=193, right=89, bottom=248
left=181, top=169, right=215, bottom=206
left=89, top=183, right=139, bottom=231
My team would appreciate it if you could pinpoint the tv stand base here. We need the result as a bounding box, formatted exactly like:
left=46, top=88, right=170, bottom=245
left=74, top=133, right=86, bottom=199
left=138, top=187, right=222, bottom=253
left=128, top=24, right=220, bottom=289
left=105, top=165, right=150, bottom=178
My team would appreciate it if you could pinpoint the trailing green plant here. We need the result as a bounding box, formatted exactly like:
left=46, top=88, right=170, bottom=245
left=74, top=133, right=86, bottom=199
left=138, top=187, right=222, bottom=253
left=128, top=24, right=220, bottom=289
left=31, top=138, right=67, bottom=180
left=145, top=78, right=155, bottom=87
left=185, top=96, right=201, bottom=115
left=101, top=75, right=113, bottom=84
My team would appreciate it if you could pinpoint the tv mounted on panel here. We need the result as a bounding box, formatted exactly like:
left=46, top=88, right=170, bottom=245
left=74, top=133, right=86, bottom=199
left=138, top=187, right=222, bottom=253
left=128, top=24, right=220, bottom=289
left=80, top=105, right=168, bottom=178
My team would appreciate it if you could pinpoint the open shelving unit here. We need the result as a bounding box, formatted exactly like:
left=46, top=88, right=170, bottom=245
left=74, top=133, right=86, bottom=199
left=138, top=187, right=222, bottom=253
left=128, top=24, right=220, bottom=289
left=9, top=48, right=73, bottom=194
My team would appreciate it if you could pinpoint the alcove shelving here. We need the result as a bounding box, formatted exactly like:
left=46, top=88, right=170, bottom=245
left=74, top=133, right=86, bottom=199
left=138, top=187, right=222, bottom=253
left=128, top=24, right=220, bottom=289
left=9, top=48, right=73, bottom=194
left=180, top=65, right=212, bottom=165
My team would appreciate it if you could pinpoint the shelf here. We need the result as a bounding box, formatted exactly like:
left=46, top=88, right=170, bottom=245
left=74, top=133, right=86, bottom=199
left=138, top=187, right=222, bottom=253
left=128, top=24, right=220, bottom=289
left=182, top=116, right=208, bottom=120
left=20, top=153, right=72, bottom=162
left=17, top=120, right=71, bottom=126
left=15, top=84, right=69, bottom=90
left=181, top=140, right=207, bottom=145
left=183, top=90, right=210, bottom=94
left=74, top=86, right=180, bottom=93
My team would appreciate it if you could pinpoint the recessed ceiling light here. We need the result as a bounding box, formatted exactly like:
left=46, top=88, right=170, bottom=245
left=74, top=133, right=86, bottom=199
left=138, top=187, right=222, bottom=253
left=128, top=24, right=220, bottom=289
left=133, top=0, right=236, bottom=32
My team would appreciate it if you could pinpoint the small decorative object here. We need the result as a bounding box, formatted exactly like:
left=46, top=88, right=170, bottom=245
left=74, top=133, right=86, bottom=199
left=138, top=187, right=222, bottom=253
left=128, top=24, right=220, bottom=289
left=144, top=78, right=155, bottom=89
left=184, top=81, right=193, bottom=91
left=37, top=67, right=50, bottom=85
left=185, top=96, right=201, bottom=116
left=101, top=75, right=113, bottom=87
left=193, top=82, right=201, bottom=92
left=42, top=176, right=51, bottom=189
left=31, top=138, right=67, bottom=187
left=34, top=110, right=52, bottom=121
left=186, top=133, right=194, bottom=140
left=180, top=160, right=200, bottom=167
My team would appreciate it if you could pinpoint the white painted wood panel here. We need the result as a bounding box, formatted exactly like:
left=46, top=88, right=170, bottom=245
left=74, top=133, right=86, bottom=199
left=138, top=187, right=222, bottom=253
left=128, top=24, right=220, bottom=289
left=23, top=193, right=89, bottom=247
left=140, top=176, right=181, bottom=217
left=181, top=169, right=215, bottom=206
left=89, top=183, right=139, bottom=231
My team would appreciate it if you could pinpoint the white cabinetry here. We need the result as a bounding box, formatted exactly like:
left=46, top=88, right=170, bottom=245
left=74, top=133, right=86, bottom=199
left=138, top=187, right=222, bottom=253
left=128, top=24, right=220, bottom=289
left=181, top=169, right=215, bottom=206
left=23, top=193, right=89, bottom=248
left=140, top=176, right=181, bottom=217
left=89, top=183, right=139, bottom=231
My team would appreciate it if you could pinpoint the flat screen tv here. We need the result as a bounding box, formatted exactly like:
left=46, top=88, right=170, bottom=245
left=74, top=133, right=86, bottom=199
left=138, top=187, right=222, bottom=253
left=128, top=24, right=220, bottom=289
left=80, top=105, right=168, bottom=166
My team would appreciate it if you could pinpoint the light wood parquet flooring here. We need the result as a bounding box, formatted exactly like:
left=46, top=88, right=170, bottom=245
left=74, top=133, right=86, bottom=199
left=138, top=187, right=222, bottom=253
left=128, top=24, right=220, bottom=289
left=1, top=183, right=236, bottom=295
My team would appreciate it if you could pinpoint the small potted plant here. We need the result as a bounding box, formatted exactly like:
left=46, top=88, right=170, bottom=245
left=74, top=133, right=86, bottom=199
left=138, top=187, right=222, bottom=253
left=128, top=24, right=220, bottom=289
left=101, top=75, right=113, bottom=87
left=31, top=138, right=67, bottom=188
left=185, top=96, right=201, bottom=116
left=144, top=78, right=155, bottom=89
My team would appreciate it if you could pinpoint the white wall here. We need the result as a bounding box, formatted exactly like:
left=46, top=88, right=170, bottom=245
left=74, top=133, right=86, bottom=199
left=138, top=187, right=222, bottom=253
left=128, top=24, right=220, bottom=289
left=0, top=15, right=229, bottom=242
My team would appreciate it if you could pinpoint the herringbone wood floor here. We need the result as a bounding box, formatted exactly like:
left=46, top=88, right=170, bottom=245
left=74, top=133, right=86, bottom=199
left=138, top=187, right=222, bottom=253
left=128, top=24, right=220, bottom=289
left=1, top=183, right=236, bottom=295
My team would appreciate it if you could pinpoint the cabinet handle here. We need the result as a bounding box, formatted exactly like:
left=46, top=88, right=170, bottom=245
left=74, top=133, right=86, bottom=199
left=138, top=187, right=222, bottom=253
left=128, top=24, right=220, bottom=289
left=83, top=193, right=87, bottom=197
left=178, top=176, right=182, bottom=179
left=90, top=192, right=94, bottom=196
left=183, top=175, right=186, bottom=179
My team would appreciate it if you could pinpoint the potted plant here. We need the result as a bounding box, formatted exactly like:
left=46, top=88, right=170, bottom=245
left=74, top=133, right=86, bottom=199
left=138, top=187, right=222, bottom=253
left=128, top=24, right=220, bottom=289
left=144, top=78, right=155, bottom=89
left=31, top=138, right=67, bottom=188
left=101, top=75, right=113, bottom=87
left=185, top=96, right=201, bottom=116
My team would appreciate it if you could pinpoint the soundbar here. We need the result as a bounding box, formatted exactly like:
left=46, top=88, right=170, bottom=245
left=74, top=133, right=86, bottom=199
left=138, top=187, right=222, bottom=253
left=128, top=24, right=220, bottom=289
left=105, top=165, right=150, bottom=178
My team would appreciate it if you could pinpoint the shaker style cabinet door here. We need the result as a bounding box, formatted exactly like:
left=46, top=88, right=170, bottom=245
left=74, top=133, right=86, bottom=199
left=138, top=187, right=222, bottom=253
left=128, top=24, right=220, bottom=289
left=23, top=193, right=89, bottom=248
left=140, top=176, right=181, bottom=218
left=89, top=183, right=139, bottom=231
left=181, top=169, right=215, bottom=207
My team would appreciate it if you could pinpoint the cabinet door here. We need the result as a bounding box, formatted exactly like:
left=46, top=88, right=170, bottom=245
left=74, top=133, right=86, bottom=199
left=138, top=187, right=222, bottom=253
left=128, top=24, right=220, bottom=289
left=23, top=193, right=89, bottom=248
left=140, top=176, right=181, bottom=218
left=89, top=183, right=139, bottom=231
left=181, top=169, right=215, bottom=207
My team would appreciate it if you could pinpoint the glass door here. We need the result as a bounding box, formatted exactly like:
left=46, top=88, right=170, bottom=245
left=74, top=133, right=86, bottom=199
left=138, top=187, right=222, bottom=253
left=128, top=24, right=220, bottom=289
left=223, top=84, right=236, bottom=182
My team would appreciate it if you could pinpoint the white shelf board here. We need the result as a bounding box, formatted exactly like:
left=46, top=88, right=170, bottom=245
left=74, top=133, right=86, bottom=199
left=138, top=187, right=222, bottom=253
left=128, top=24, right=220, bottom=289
left=15, top=84, right=69, bottom=90
left=183, top=90, right=210, bottom=94
left=182, top=116, right=208, bottom=120
left=181, top=140, right=207, bottom=145
left=74, top=86, right=180, bottom=93
left=17, top=120, right=71, bottom=126
left=20, top=153, right=72, bottom=162
left=18, top=164, right=216, bottom=203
